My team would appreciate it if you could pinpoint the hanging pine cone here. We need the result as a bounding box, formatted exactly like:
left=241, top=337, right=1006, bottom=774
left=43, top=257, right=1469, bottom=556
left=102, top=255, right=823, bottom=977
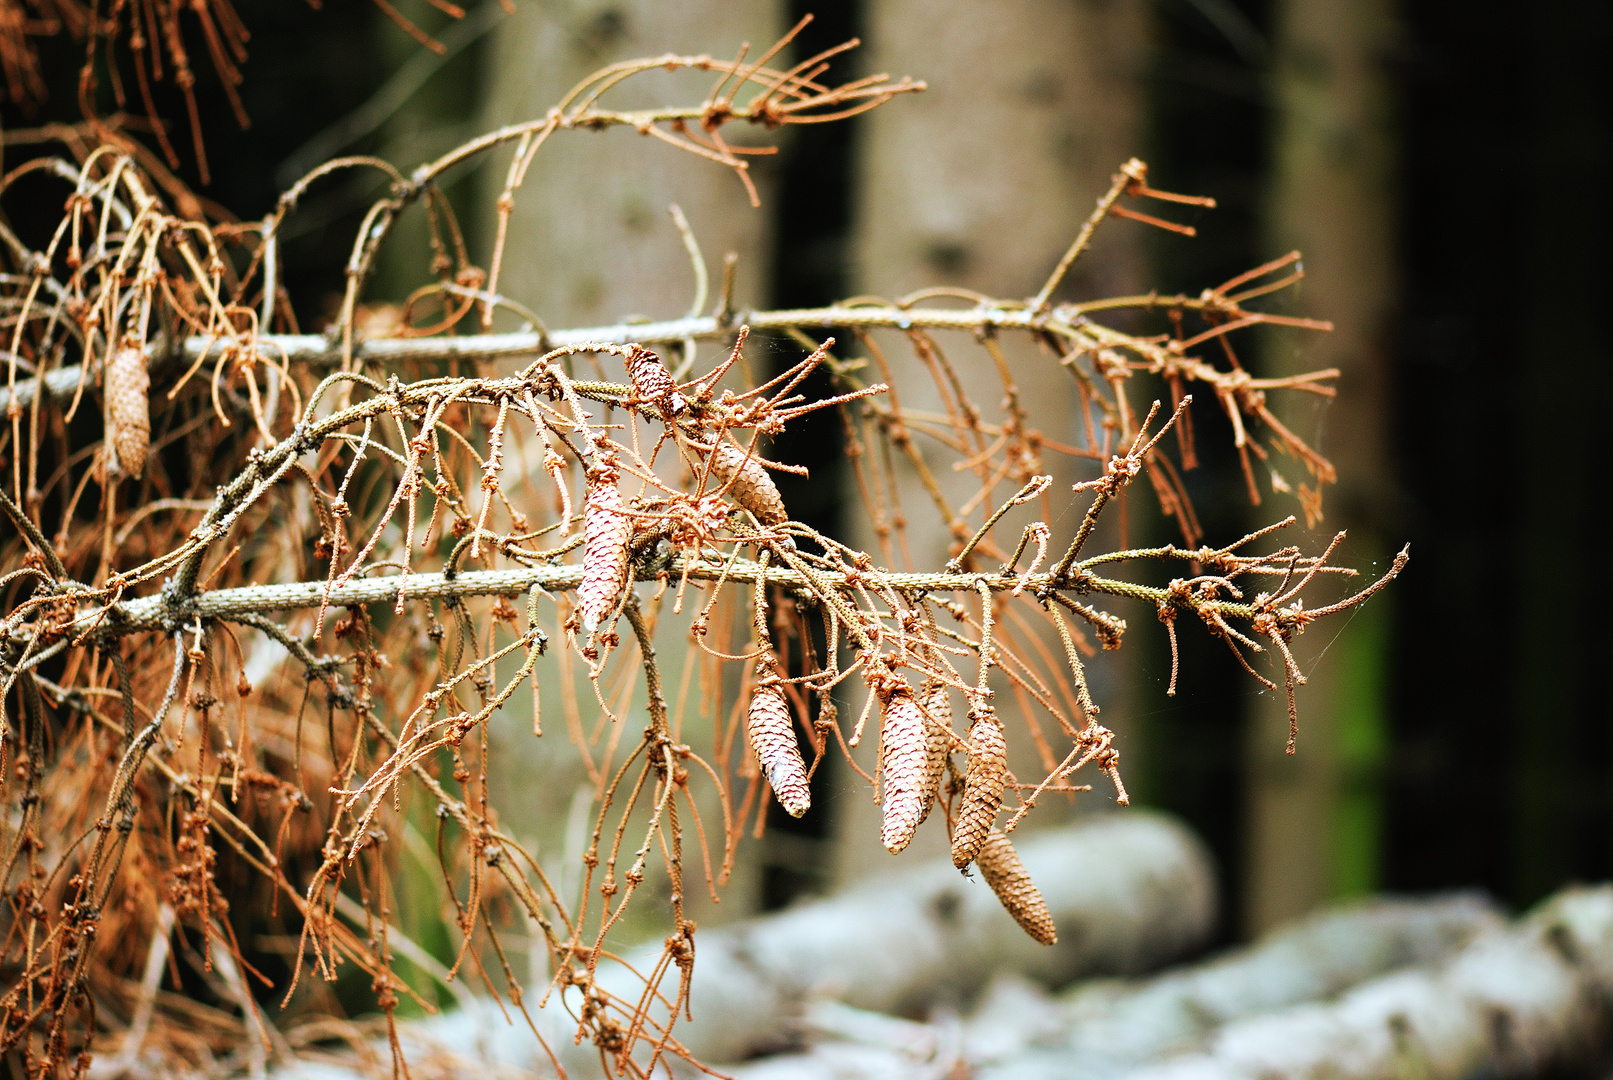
left=879, top=678, right=928, bottom=854
left=975, top=828, right=1056, bottom=945
left=579, top=464, right=633, bottom=634
left=105, top=344, right=150, bottom=479
left=626, top=345, right=687, bottom=418
left=708, top=441, right=788, bottom=526
left=747, top=668, right=811, bottom=817
left=918, top=681, right=953, bottom=825
left=951, top=700, right=1007, bottom=869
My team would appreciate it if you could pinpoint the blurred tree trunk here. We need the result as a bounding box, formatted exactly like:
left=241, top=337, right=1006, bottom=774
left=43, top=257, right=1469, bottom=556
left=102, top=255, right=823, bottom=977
left=465, top=0, right=784, bottom=930
left=476, top=1, right=782, bottom=329
left=840, top=0, right=1147, bottom=884
left=1246, top=0, right=1398, bottom=934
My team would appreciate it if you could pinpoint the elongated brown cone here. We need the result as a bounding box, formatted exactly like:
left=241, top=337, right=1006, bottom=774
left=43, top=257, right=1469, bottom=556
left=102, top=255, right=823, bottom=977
left=708, top=441, right=788, bottom=526
left=626, top=345, right=687, bottom=417
left=105, top=345, right=150, bottom=478
left=579, top=471, right=632, bottom=633
left=747, top=674, right=810, bottom=817
left=976, top=828, right=1057, bottom=945
left=951, top=701, right=1007, bottom=869
left=917, top=682, right=952, bottom=825
left=879, top=681, right=928, bottom=853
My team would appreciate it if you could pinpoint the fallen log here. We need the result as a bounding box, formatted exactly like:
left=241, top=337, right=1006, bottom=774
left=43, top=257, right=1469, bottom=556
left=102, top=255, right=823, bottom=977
left=973, top=890, right=1504, bottom=1079
left=1119, top=885, right=1613, bottom=1080
left=655, top=810, right=1217, bottom=1064
left=731, top=891, right=1503, bottom=1080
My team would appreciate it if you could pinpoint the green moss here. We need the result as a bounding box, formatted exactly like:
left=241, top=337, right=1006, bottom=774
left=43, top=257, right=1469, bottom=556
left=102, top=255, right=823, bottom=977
left=1330, top=593, right=1390, bottom=898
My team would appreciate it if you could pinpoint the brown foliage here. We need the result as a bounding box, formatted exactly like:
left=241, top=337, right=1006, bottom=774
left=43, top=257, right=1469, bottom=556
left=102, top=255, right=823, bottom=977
left=0, top=23, right=1403, bottom=1078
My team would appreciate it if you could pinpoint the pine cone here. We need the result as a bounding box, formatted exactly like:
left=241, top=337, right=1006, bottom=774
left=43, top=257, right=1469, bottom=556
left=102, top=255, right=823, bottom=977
left=951, top=701, right=1006, bottom=869
left=579, top=469, right=632, bottom=633
left=748, top=671, right=810, bottom=817
left=105, top=345, right=150, bottom=479
left=879, top=680, right=928, bottom=853
left=918, top=681, right=953, bottom=825
left=976, top=828, right=1057, bottom=945
left=626, top=345, right=687, bottom=417
left=708, top=441, right=788, bottom=526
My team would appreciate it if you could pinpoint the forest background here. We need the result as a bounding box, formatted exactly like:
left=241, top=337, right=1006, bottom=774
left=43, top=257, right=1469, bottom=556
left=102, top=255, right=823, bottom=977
left=2, top=0, right=1607, bottom=946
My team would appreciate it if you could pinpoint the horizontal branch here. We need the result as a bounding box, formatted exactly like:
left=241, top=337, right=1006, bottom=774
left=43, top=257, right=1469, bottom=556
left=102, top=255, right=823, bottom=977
left=96, top=556, right=1257, bottom=635
left=2, top=363, right=85, bottom=411
left=197, top=306, right=1053, bottom=363
left=0, top=293, right=1313, bottom=411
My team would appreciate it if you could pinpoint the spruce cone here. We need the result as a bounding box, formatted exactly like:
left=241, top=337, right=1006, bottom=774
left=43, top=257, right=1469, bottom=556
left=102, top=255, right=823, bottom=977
left=879, top=680, right=928, bottom=854
left=579, top=470, right=633, bottom=633
left=747, top=673, right=810, bottom=817
left=976, top=828, right=1057, bottom=945
left=951, top=700, right=1007, bottom=869
left=708, top=441, right=788, bottom=526
left=918, top=681, right=953, bottom=825
left=626, top=345, right=686, bottom=417
left=105, top=344, right=150, bottom=479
